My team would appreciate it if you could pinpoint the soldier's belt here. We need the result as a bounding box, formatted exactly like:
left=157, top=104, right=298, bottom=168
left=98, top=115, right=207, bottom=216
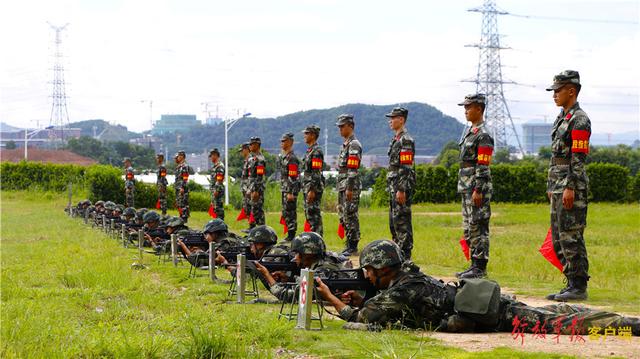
left=552, top=157, right=570, bottom=165
left=460, top=161, right=476, bottom=168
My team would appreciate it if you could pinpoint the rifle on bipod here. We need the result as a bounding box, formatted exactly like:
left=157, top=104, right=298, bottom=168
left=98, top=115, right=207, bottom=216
left=218, top=245, right=252, bottom=264
left=317, top=269, right=377, bottom=301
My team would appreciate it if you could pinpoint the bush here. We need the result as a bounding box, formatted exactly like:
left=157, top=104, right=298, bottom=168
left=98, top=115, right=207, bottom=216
left=491, top=164, right=547, bottom=203
left=85, top=165, right=124, bottom=203
left=0, top=162, right=85, bottom=191
left=586, top=163, right=630, bottom=202
left=631, top=172, right=640, bottom=202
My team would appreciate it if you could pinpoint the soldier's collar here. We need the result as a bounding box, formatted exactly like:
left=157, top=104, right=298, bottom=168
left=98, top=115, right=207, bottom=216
left=562, top=102, right=580, bottom=120
left=394, top=128, right=406, bottom=140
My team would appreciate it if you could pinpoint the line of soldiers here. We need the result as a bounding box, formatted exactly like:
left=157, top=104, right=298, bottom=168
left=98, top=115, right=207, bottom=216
left=67, top=200, right=639, bottom=337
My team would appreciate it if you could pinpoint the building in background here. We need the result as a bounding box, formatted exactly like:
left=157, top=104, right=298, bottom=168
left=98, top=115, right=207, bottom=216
left=151, top=114, right=199, bottom=135
left=205, top=117, right=223, bottom=126
left=522, top=122, right=552, bottom=155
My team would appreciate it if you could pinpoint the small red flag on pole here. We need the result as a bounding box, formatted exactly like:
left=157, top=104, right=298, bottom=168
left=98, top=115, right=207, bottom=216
left=539, top=227, right=563, bottom=272
left=337, top=223, right=345, bottom=240
left=236, top=208, right=247, bottom=221
left=459, top=236, right=470, bottom=261
left=303, top=220, right=311, bottom=232
left=208, top=204, right=217, bottom=218
left=280, top=215, right=288, bottom=235
left=155, top=199, right=161, bottom=209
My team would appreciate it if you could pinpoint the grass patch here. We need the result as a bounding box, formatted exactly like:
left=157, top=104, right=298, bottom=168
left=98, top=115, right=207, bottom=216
left=2, top=190, right=637, bottom=357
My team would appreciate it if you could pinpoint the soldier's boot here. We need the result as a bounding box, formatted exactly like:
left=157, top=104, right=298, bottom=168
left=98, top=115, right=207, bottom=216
left=341, top=241, right=359, bottom=256
left=546, top=277, right=571, bottom=300
left=455, top=262, right=476, bottom=278
left=554, top=276, right=588, bottom=302
left=459, top=259, right=487, bottom=279
left=616, top=317, right=640, bottom=336
left=285, top=229, right=296, bottom=241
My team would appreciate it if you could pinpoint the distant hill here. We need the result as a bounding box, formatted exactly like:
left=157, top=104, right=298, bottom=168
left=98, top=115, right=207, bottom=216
left=68, top=119, right=140, bottom=142
left=157, top=102, right=464, bottom=156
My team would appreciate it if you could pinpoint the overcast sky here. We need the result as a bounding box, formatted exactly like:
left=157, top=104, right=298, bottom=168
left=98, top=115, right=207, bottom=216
left=1, top=0, right=638, bottom=141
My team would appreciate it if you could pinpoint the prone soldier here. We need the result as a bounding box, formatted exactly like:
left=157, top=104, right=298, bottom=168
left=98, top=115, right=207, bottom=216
left=301, top=125, right=325, bottom=236
left=279, top=132, right=301, bottom=241
left=456, top=94, right=494, bottom=279
left=123, top=158, right=135, bottom=208
left=336, top=114, right=363, bottom=256
left=209, top=148, right=225, bottom=220
left=385, top=107, right=416, bottom=259
left=545, top=70, right=592, bottom=302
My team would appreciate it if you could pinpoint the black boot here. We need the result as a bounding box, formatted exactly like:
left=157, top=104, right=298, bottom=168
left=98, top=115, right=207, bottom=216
left=455, top=262, right=475, bottom=278
left=341, top=242, right=358, bottom=256
left=554, top=276, right=588, bottom=302
left=285, top=230, right=296, bottom=241
left=546, top=277, right=571, bottom=300
left=459, top=259, right=487, bottom=279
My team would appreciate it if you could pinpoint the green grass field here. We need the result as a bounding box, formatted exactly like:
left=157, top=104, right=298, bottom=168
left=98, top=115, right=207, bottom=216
left=1, top=190, right=638, bottom=358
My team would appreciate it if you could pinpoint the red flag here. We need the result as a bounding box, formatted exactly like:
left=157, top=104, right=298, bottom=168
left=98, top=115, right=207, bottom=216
left=155, top=199, right=161, bottom=209
left=304, top=220, right=311, bottom=232
left=280, top=215, right=288, bottom=235
left=249, top=212, right=255, bottom=224
left=337, top=223, right=345, bottom=239
left=539, top=227, right=563, bottom=272
left=178, top=207, right=183, bottom=216
left=208, top=204, right=217, bottom=218
left=459, top=236, right=470, bottom=261
left=236, top=208, right=247, bottom=221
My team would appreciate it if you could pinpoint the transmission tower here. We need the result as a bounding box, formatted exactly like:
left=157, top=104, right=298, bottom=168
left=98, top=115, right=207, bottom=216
left=48, top=22, right=70, bottom=140
left=464, top=0, right=523, bottom=154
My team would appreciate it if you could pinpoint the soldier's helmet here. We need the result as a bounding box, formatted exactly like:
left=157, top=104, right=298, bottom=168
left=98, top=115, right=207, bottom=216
left=166, top=216, right=185, bottom=228
left=83, top=199, right=92, bottom=206
left=104, top=201, right=116, bottom=210
left=95, top=200, right=105, bottom=207
left=136, top=208, right=148, bottom=220
left=359, top=239, right=404, bottom=269
left=123, top=207, right=136, bottom=217
left=115, top=204, right=124, bottom=213
left=203, top=219, right=228, bottom=234
left=291, top=232, right=325, bottom=256
left=143, top=211, right=160, bottom=224
left=247, top=225, right=277, bottom=245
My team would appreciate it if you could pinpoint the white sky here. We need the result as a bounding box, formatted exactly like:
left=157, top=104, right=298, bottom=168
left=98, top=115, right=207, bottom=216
left=1, top=0, right=638, bottom=139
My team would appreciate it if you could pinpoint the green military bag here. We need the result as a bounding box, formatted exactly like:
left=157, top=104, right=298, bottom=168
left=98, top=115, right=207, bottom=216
left=454, top=278, right=501, bottom=325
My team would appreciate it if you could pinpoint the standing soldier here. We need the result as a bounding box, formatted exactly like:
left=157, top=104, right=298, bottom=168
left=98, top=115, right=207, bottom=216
left=545, top=70, right=591, bottom=302
left=336, top=114, right=362, bottom=256
left=301, top=125, right=325, bottom=237
left=174, top=150, right=191, bottom=223
left=279, top=132, right=300, bottom=241
left=156, top=153, right=168, bottom=215
left=208, top=148, right=225, bottom=220
left=456, top=94, right=494, bottom=279
left=123, top=158, right=135, bottom=208
left=386, top=107, right=415, bottom=260
left=247, top=137, right=266, bottom=227
left=238, top=142, right=252, bottom=225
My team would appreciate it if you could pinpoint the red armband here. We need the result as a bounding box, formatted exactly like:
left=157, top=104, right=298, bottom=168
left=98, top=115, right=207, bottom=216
left=160, top=169, right=166, bottom=177
left=571, top=130, right=590, bottom=153
left=477, top=146, right=493, bottom=165
left=311, top=158, right=323, bottom=170
left=215, top=173, right=224, bottom=182
left=126, top=173, right=134, bottom=180
left=347, top=155, right=360, bottom=169
left=288, top=164, right=298, bottom=177
left=181, top=173, right=189, bottom=181
left=256, top=165, right=265, bottom=176
left=399, top=151, right=413, bottom=165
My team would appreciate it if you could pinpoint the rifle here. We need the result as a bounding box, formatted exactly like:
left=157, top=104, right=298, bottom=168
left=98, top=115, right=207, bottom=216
left=218, top=245, right=252, bottom=263
left=317, top=269, right=377, bottom=300
left=178, top=232, right=208, bottom=249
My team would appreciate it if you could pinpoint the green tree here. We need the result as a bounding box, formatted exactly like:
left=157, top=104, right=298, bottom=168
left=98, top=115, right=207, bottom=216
left=5, top=140, right=17, bottom=149
left=438, top=149, right=460, bottom=168
left=537, top=146, right=552, bottom=161
left=493, top=148, right=512, bottom=164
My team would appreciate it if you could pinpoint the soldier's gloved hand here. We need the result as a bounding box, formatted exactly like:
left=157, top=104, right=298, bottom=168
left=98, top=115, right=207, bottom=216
left=346, top=189, right=353, bottom=201
left=395, top=191, right=406, bottom=205
left=472, top=190, right=483, bottom=207
left=307, top=190, right=316, bottom=204
left=562, top=188, right=574, bottom=210
left=286, top=193, right=294, bottom=202
left=251, top=191, right=259, bottom=202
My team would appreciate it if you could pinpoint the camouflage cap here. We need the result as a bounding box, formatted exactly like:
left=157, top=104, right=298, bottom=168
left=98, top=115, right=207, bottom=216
left=166, top=216, right=185, bottom=228
left=281, top=132, right=294, bottom=142
left=123, top=157, right=132, bottom=163
left=237, top=142, right=250, bottom=152
left=104, top=201, right=116, bottom=210
left=359, top=239, right=404, bottom=269
left=123, top=207, right=137, bottom=217
left=291, top=232, right=325, bottom=256
left=143, top=211, right=160, bottom=223
left=546, top=70, right=581, bottom=91
left=458, top=93, right=487, bottom=106
left=250, top=136, right=261, bottom=145
left=95, top=200, right=105, bottom=207
left=174, top=150, right=186, bottom=158
left=209, top=148, right=220, bottom=156
left=156, top=152, right=164, bottom=158
left=82, top=199, right=92, bottom=206
left=135, top=208, right=148, bottom=219
left=384, top=107, right=408, bottom=118
left=247, top=225, right=278, bottom=244
left=203, top=218, right=228, bottom=234
left=302, top=125, right=321, bottom=136
left=336, top=114, right=355, bottom=127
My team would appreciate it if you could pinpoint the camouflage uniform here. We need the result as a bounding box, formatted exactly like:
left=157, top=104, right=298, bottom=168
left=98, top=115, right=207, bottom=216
left=301, top=126, right=325, bottom=237
left=123, top=160, right=135, bottom=208
left=545, top=71, right=591, bottom=301
left=279, top=133, right=301, bottom=240
left=336, top=114, right=362, bottom=254
left=156, top=155, right=168, bottom=215
left=247, top=137, right=267, bottom=226
left=386, top=107, right=416, bottom=259
left=174, top=152, right=191, bottom=222
left=209, top=151, right=225, bottom=220
left=239, top=143, right=252, bottom=224
left=456, top=94, right=494, bottom=278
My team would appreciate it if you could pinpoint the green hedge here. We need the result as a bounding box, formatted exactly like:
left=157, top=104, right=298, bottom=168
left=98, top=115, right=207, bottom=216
left=0, top=162, right=85, bottom=191
left=586, top=163, right=629, bottom=202
left=491, top=164, right=547, bottom=203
